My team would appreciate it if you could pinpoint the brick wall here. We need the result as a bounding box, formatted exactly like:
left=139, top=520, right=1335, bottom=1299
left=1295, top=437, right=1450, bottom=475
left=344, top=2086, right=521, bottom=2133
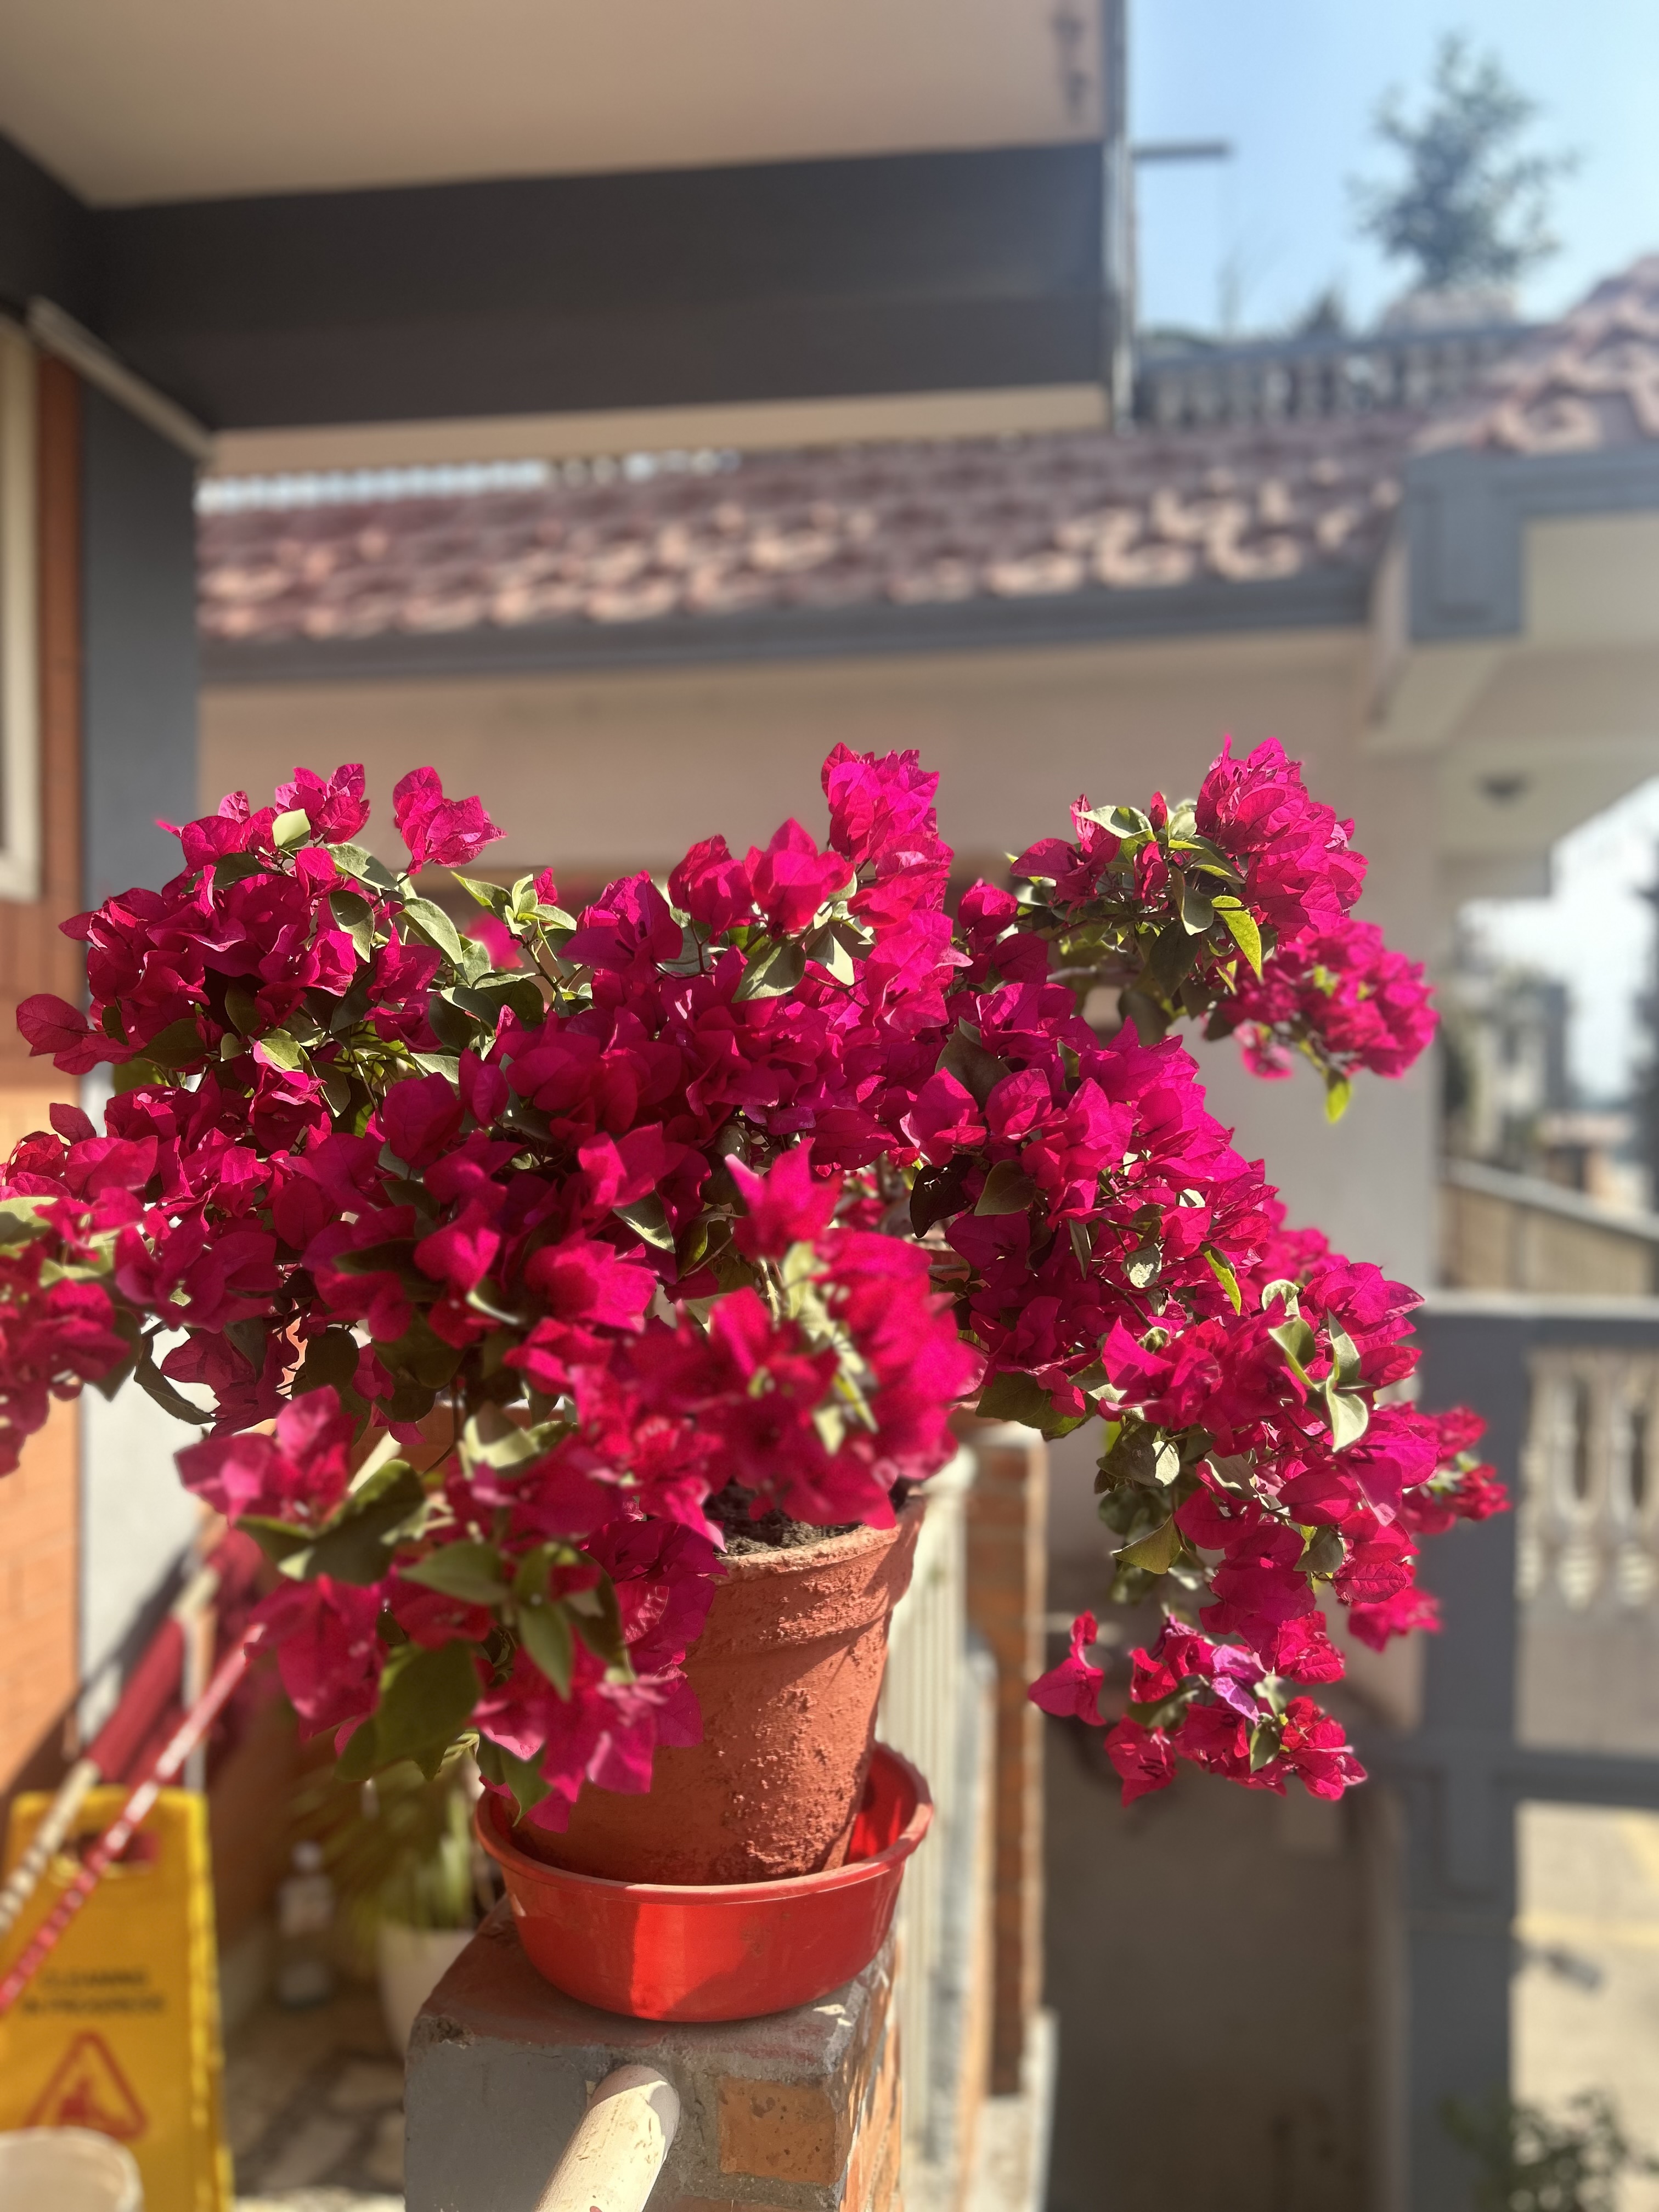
left=408, top=1911, right=904, bottom=2212
left=0, top=1401, right=78, bottom=1790
left=0, top=354, right=86, bottom=1795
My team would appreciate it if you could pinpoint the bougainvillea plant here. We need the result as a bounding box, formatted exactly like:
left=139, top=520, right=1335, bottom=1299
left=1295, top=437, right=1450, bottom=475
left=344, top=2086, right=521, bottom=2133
left=0, top=741, right=1501, bottom=1824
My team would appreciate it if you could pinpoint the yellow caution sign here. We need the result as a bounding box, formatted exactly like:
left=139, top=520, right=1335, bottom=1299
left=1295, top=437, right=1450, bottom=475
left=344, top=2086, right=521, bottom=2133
left=0, top=1786, right=231, bottom=2211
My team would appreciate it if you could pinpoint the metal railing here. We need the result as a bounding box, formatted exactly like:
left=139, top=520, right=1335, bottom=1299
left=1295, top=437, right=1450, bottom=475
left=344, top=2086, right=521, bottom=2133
left=1136, top=319, right=1536, bottom=430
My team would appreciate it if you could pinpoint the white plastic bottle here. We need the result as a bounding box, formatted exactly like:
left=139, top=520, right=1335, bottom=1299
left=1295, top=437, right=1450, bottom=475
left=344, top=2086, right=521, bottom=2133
left=274, top=1840, right=336, bottom=2008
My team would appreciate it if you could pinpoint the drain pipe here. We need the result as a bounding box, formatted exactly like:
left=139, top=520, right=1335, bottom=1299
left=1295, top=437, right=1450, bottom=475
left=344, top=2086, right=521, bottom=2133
left=534, top=2065, right=680, bottom=2212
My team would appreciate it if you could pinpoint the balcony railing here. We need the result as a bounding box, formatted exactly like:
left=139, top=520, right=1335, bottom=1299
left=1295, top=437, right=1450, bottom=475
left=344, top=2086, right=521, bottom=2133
left=879, top=1447, right=993, bottom=2203
left=1384, top=1296, right=1659, bottom=2211
left=1135, top=320, right=1537, bottom=431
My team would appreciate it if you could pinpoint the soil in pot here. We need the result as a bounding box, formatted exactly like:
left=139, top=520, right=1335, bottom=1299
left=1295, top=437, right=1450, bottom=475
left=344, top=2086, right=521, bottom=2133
left=521, top=1494, right=923, bottom=1886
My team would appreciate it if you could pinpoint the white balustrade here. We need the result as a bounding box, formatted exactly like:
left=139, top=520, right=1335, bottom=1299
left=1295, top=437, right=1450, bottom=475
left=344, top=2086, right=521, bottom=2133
left=1521, top=1351, right=1659, bottom=1615
left=878, top=1445, right=990, bottom=2202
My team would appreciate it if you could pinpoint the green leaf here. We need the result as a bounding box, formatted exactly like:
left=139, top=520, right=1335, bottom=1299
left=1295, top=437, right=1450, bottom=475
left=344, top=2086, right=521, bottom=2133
left=211, top=853, right=274, bottom=889
left=0, top=1195, right=52, bottom=1246
left=329, top=889, right=377, bottom=961
left=1094, top=1422, right=1158, bottom=1491
left=1269, top=1317, right=1318, bottom=1387
left=334, top=1716, right=383, bottom=1782
left=222, top=985, right=261, bottom=1037
left=938, top=1024, right=1011, bottom=1107
left=1204, top=1246, right=1243, bottom=1312
left=132, top=1349, right=211, bottom=1427
left=1299, top=1524, right=1346, bottom=1580
left=567, top=1575, right=631, bottom=1673
left=974, top=1369, right=1057, bottom=1429
left=334, top=1236, right=422, bottom=1278
left=144, top=1016, right=208, bottom=1070
left=457, top=975, right=545, bottom=1028
left=476, top=1736, right=550, bottom=1819
left=1168, top=831, right=1243, bottom=883
left=517, top=1601, right=575, bottom=1696
left=1128, top=1677, right=1203, bottom=1731
left=292, top=1328, right=361, bottom=1396
left=373, top=1640, right=481, bottom=1767
left=402, top=1542, right=510, bottom=1606
left=377, top=1314, right=465, bottom=1390
left=1141, top=920, right=1198, bottom=1001
left=909, top=1155, right=972, bottom=1237
left=272, top=806, right=312, bottom=850
left=385, top=1375, right=437, bottom=1424
left=1324, top=1073, right=1352, bottom=1124
left=236, top=1514, right=315, bottom=1568
left=452, top=873, right=511, bottom=915
left=1248, top=1720, right=1281, bottom=1773
left=1217, top=904, right=1263, bottom=978
left=975, top=1159, right=1037, bottom=1216
left=614, top=1195, right=675, bottom=1250
left=1173, top=870, right=1215, bottom=936
left=1325, top=1319, right=1364, bottom=1392
left=1117, top=1516, right=1182, bottom=1573
left=401, top=896, right=466, bottom=966
left=510, top=1541, right=583, bottom=1602
left=1125, top=1242, right=1160, bottom=1289
left=459, top=1408, right=552, bottom=1474
left=1324, top=1382, right=1370, bottom=1451
left=427, top=991, right=480, bottom=1055
left=332, top=843, right=400, bottom=894
left=256, top=1030, right=306, bottom=1072
left=276, top=1463, right=427, bottom=1584
left=803, top=923, right=857, bottom=985
left=732, top=936, right=807, bottom=1002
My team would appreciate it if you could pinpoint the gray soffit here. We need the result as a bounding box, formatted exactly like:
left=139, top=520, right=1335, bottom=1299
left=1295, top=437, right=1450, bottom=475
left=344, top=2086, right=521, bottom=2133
left=200, top=567, right=1370, bottom=689
left=0, top=131, right=98, bottom=323
left=1406, top=439, right=1659, bottom=643
left=1, top=130, right=1103, bottom=431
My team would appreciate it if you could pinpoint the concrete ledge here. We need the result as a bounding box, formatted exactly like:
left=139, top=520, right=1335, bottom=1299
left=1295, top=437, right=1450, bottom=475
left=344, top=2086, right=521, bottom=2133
left=405, top=1902, right=897, bottom=2212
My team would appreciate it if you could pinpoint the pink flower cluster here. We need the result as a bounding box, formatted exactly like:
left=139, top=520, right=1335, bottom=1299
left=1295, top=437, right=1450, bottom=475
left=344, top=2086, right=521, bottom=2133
left=1012, top=738, right=1435, bottom=1110
left=0, top=733, right=1493, bottom=1819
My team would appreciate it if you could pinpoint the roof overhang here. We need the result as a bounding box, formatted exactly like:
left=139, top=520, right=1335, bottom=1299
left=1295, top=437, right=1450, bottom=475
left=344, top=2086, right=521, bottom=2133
left=1369, top=443, right=1659, bottom=897
left=0, top=0, right=1103, bottom=205
left=0, top=5, right=1110, bottom=442
left=200, top=567, right=1370, bottom=691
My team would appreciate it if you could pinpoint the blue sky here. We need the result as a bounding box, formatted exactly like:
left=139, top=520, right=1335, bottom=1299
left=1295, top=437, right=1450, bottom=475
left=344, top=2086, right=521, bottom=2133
left=1131, top=5, right=1659, bottom=1099
left=1132, top=1, right=1659, bottom=336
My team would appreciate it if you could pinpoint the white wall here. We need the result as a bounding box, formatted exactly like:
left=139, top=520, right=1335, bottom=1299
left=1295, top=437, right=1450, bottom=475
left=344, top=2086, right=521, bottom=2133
left=79, top=1380, right=202, bottom=1703
left=77, top=1073, right=202, bottom=1714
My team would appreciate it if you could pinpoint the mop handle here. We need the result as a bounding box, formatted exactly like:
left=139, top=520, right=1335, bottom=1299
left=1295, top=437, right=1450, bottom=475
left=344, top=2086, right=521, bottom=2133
left=0, top=1628, right=263, bottom=2017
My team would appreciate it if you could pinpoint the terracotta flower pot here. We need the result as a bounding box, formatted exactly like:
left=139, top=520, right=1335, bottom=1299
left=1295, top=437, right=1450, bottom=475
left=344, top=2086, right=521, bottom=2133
left=478, top=1744, right=932, bottom=2021
left=522, top=1499, right=923, bottom=1885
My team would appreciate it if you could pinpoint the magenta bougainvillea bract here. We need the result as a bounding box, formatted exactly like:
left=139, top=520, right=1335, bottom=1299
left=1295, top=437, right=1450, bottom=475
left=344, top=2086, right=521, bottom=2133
left=0, top=740, right=1499, bottom=1822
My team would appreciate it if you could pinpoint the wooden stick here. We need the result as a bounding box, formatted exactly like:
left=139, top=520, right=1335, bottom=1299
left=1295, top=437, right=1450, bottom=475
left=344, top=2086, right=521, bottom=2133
left=533, top=2064, right=680, bottom=2212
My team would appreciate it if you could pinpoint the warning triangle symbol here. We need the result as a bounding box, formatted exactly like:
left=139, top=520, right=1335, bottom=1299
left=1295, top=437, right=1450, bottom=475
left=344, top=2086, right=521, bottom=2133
left=26, top=2029, right=148, bottom=2138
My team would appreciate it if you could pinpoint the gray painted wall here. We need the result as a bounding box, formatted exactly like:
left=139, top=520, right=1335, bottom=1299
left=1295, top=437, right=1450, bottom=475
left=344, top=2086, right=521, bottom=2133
left=76, top=396, right=202, bottom=1713
left=81, top=386, right=199, bottom=905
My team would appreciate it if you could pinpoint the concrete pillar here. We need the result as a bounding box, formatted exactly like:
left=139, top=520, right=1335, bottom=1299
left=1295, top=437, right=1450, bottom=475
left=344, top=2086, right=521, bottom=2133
left=405, top=1905, right=900, bottom=2212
